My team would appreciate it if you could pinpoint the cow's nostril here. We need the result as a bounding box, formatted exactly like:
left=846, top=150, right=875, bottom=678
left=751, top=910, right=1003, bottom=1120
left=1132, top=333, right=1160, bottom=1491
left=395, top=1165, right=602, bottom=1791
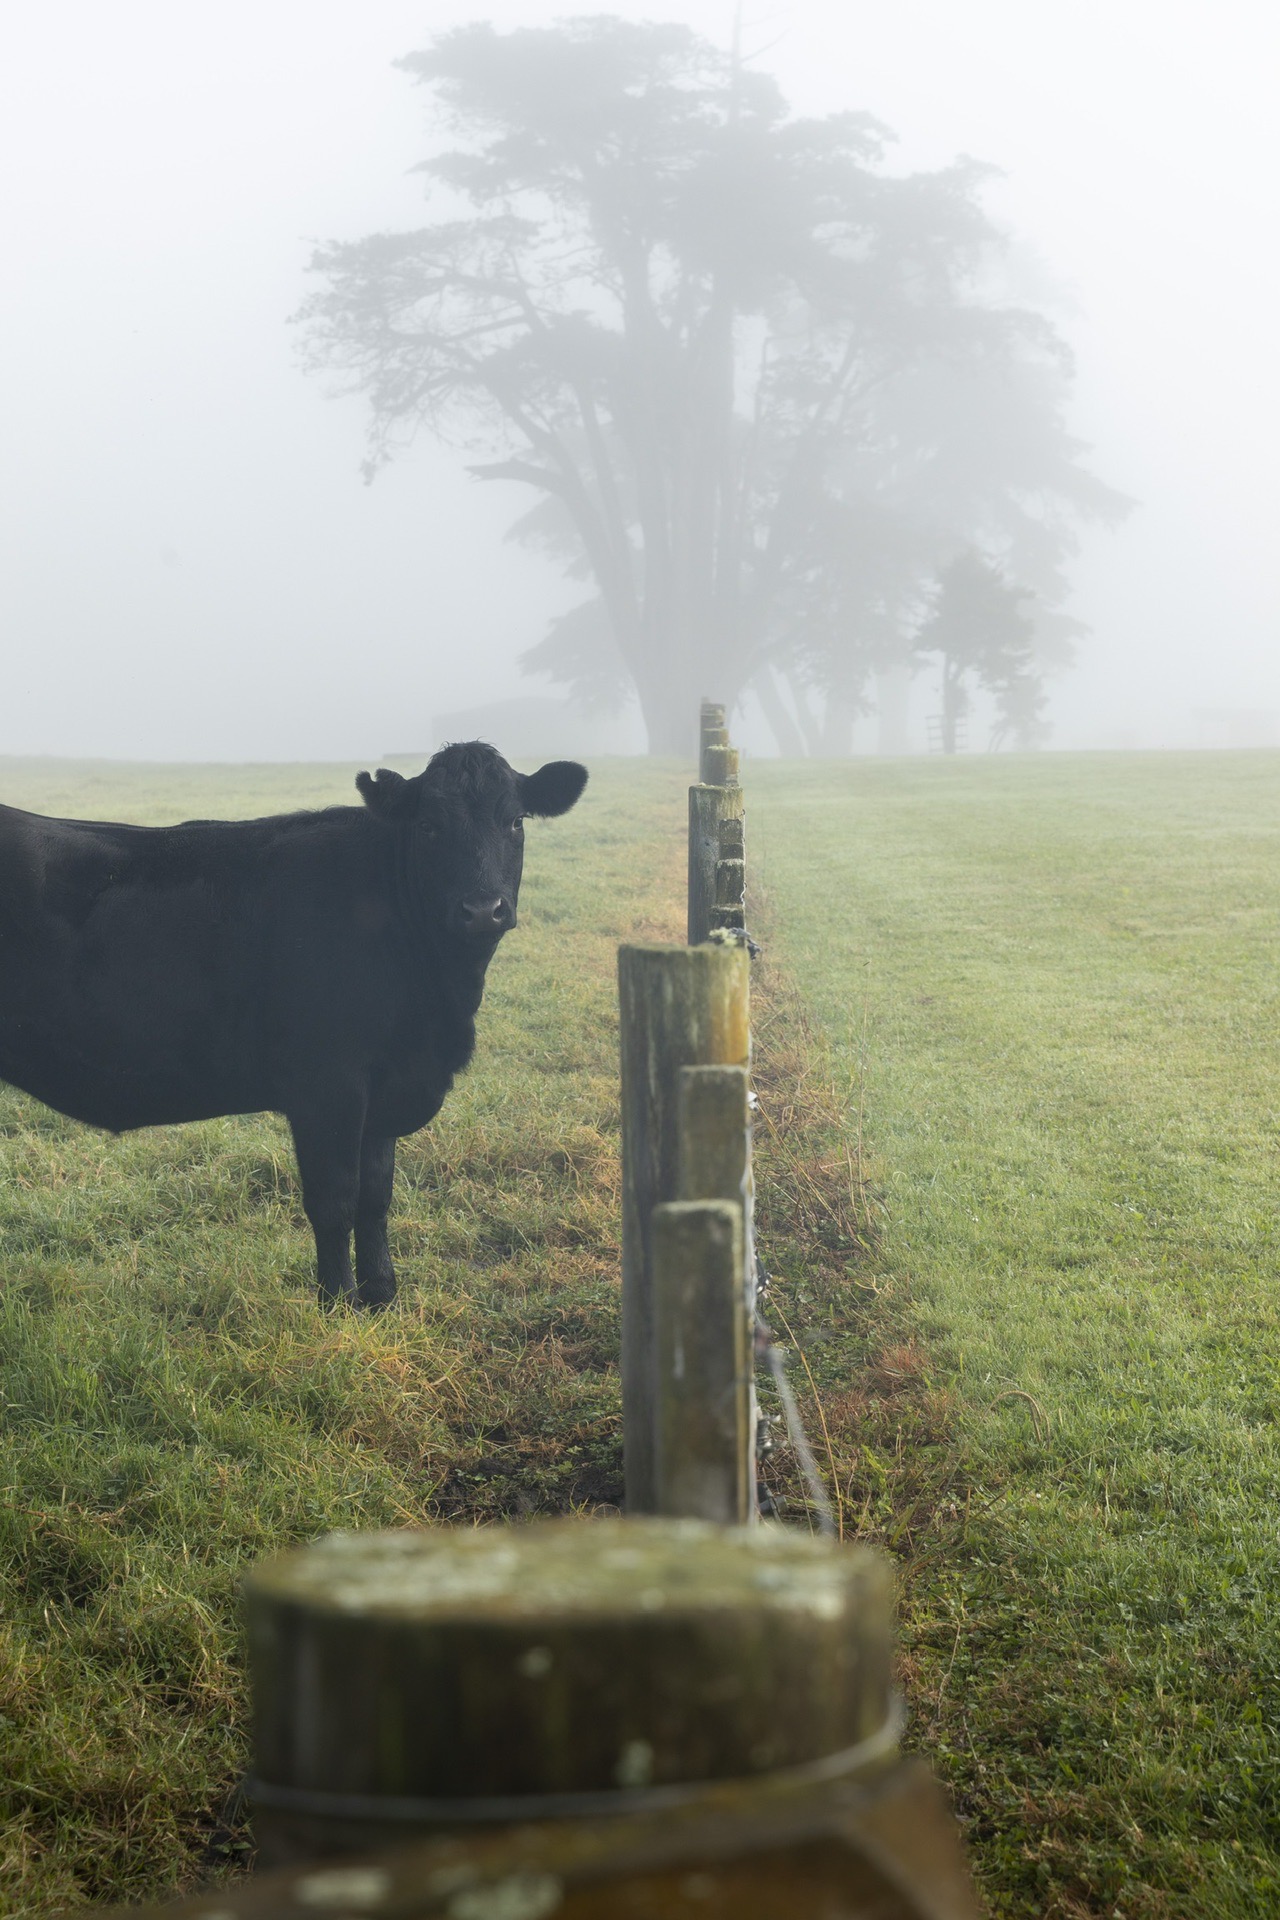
left=460, top=896, right=513, bottom=935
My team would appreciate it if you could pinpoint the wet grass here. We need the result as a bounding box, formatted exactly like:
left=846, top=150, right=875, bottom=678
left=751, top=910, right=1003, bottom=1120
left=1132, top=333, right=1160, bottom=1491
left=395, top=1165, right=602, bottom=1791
left=0, top=754, right=693, bottom=1916
left=750, top=750, right=1280, bottom=1919
left=7, top=747, right=1279, bottom=1918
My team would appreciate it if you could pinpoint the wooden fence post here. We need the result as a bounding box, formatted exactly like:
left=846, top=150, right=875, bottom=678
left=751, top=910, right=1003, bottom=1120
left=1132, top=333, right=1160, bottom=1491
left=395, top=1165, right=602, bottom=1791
left=698, top=700, right=728, bottom=783
left=702, top=741, right=740, bottom=789
left=652, top=1202, right=749, bottom=1524
left=711, top=813, right=747, bottom=932
left=676, top=1062, right=752, bottom=1207
left=619, top=944, right=750, bottom=1513
left=688, top=783, right=745, bottom=944
left=651, top=1058, right=756, bottom=1523
left=243, top=1520, right=896, bottom=1866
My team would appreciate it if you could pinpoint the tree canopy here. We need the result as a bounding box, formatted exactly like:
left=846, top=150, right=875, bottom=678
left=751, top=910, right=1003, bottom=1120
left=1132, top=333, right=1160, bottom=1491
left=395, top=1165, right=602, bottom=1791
left=299, top=16, right=1127, bottom=753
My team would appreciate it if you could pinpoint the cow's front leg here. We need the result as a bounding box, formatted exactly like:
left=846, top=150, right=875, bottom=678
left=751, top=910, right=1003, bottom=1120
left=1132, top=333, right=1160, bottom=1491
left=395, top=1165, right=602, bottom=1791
left=354, top=1131, right=398, bottom=1309
left=288, top=1097, right=366, bottom=1307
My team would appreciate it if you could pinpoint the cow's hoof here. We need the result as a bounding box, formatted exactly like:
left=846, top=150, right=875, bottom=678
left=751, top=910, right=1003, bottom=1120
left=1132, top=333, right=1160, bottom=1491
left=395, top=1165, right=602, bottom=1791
left=316, top=1281, right=362, bottom=1312
left=355, top=1284, right=397, bottom=1312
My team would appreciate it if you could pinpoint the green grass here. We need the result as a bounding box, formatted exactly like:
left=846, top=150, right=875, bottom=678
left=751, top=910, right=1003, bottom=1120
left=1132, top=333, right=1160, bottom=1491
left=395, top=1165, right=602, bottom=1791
left=750, top=750, right=1280, bottom=1919
left=6, top=747, right=1280, bottom=1919
left=0, top=754, right=693, bottom=1916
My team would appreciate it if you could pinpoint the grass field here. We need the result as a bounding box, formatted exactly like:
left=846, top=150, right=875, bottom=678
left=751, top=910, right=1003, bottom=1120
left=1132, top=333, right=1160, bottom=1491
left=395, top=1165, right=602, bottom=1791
left=751, top=750, right=1280, bottom=1918
left=0, top=756, right=689, bottom=1915
left=2, top=749, right=1278, bottom=1918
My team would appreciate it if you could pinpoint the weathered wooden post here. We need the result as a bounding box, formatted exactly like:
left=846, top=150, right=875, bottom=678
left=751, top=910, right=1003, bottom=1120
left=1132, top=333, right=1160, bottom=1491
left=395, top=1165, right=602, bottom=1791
left=688, top=780, right=744, bottom=944
left=652, top=1062, right=755, bottom=1523
left=702, top=741, right=739, bottom=788
left=101, top=1522, right=976, bottom=1916
left=243, top=1520, right=897, bottom=1859
left=698, top=700, right=728, bottom=783
left=652, top=1204, right=747, bottom=1523
left=676, top=1062, right=752, bottom=1207
left=619, top=944, right=749, bottom=1513
left=711, top=814, right=747, bottom=933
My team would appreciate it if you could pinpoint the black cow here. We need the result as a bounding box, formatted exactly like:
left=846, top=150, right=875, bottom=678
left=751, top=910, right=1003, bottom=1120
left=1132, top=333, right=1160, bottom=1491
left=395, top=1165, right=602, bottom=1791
left=0, top=742, right=587, bottom=1307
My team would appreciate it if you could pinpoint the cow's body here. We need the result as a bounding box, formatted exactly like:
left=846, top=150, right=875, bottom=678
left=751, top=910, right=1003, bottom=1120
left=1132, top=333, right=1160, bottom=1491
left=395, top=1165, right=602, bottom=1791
left=0, top=742, right=587, bottom=1305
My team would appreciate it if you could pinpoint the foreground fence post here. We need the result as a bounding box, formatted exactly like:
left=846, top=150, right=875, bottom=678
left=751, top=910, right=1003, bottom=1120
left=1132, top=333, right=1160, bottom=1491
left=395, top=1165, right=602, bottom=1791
left=241, top=1521, right=911, bottom=1857
left=619, top=944, right=749, bottom=1513
left=688, top=781, right=745, bottom=944
left=175, top=1520, right=980, bottom=1920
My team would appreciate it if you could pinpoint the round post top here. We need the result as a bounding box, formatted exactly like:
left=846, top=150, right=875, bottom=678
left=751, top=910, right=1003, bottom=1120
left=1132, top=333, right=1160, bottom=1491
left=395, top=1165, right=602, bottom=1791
left=247, top=1517, right=883, bottom=1626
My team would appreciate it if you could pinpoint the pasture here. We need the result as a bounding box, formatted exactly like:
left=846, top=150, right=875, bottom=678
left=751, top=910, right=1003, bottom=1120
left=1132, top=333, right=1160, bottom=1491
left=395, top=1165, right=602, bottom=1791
left=752, top=750, right=1280, bottom=1916
left=0, top=756, right=684, bottom=1914
left=1, top=749, right=1278, bottom=1918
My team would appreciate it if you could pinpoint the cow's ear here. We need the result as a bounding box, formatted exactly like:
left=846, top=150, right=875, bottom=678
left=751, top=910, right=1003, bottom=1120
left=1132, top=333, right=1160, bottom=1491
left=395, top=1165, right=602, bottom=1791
left=356, top=768, right=415, bottom=819
left=519, top=761, right=588, bottom=817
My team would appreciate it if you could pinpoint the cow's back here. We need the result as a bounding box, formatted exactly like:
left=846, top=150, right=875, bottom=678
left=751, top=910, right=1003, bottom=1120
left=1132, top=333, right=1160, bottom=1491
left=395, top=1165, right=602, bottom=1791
left=0, top=802, right=400, bottom=1131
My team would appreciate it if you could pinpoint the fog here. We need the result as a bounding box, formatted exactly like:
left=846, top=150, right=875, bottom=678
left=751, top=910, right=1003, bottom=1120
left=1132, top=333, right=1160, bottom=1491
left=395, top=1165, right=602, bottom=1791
left=2, top=0, right=1276, bottom=762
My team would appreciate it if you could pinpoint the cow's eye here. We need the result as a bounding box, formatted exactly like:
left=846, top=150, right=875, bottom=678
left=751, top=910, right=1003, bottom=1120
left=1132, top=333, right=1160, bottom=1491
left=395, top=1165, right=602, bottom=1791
left=510, top=816, right=525, bottom=835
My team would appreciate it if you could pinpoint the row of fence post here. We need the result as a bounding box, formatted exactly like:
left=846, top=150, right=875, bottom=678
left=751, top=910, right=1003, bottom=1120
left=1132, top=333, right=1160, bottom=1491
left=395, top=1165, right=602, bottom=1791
left=620, top=699, right=756, bottom=1525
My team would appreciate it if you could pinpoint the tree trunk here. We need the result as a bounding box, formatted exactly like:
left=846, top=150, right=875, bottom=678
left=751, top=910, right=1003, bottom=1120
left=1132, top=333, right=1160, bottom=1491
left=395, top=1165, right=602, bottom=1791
left=753, top=666, right=807, bottom=758
left=638, top=679, right=700, bottom=757
left=820, top=692, right=856, bottom=757
left=941, top=657, right=965, bottom=754
left=790, top=681, right=826, bottom=757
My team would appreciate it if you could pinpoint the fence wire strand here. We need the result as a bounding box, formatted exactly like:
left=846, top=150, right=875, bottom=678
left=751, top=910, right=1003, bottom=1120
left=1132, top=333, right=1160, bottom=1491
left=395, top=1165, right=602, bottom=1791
left=755, top=1317, right=837, bottom=1537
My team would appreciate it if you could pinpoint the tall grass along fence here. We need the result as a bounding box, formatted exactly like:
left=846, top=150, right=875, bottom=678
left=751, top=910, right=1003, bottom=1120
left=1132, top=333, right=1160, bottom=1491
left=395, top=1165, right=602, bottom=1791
left=96, top=705, right=975, bottom=1920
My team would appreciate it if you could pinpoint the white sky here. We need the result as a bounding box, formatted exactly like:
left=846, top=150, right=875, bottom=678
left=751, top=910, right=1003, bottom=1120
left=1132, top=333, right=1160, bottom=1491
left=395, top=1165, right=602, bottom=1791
left=1, top=0, right=1276, bottom=759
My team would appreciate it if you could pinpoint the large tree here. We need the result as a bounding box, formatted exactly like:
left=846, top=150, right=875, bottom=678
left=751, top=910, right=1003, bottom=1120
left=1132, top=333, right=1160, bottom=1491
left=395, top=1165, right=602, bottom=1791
left=299, top=17, right=1124, bottom=753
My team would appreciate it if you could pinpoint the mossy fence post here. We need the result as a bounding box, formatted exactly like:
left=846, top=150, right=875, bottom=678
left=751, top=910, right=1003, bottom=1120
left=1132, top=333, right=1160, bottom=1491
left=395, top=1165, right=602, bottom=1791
left=618, top=943, right=750, bottom=1514
left=222, top=1520, right=978, bottom=1920
left=698, top=698, right=728, bottom=782
left=651, top=1062, right=755, bottom=1522
left=688, top=776, right=743, bottom=944
left=711, top=813, right=747, bottom=932
left=243, top=1522, right=897, bottom=1870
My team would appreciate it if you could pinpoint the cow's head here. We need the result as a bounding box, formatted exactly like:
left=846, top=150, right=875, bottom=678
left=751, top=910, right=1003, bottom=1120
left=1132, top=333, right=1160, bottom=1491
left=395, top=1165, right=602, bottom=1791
left=357, top=741, right=587, bottom=944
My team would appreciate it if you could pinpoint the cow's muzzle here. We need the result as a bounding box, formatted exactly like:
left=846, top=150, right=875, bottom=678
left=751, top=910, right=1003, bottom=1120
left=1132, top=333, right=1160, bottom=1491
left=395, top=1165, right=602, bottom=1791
left=457, top=896, right=516, bottom=938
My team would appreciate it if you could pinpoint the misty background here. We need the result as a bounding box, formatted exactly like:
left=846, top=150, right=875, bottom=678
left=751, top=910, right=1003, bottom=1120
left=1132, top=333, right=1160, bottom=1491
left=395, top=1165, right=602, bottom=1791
left=2, top=0, right=1275, bottom=763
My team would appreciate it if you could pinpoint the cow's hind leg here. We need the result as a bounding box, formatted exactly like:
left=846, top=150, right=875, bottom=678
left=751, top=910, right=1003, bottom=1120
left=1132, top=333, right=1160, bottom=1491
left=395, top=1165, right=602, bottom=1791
left=354, top=1131, right=398, bottom=1309
left=288, top=1099, right=366, bottom=1307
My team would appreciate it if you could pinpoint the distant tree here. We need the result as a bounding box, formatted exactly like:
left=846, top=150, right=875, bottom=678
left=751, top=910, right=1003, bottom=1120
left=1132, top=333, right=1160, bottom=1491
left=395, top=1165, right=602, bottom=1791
left=914, top=551, right=1041, bottom=752
left=298, top=17, right=1126, bottom=754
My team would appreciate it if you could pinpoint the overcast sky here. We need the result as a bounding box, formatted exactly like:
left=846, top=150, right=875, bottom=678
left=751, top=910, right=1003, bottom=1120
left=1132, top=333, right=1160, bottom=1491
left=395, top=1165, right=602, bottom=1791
left=1, top=0, right=1275, bottom=760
